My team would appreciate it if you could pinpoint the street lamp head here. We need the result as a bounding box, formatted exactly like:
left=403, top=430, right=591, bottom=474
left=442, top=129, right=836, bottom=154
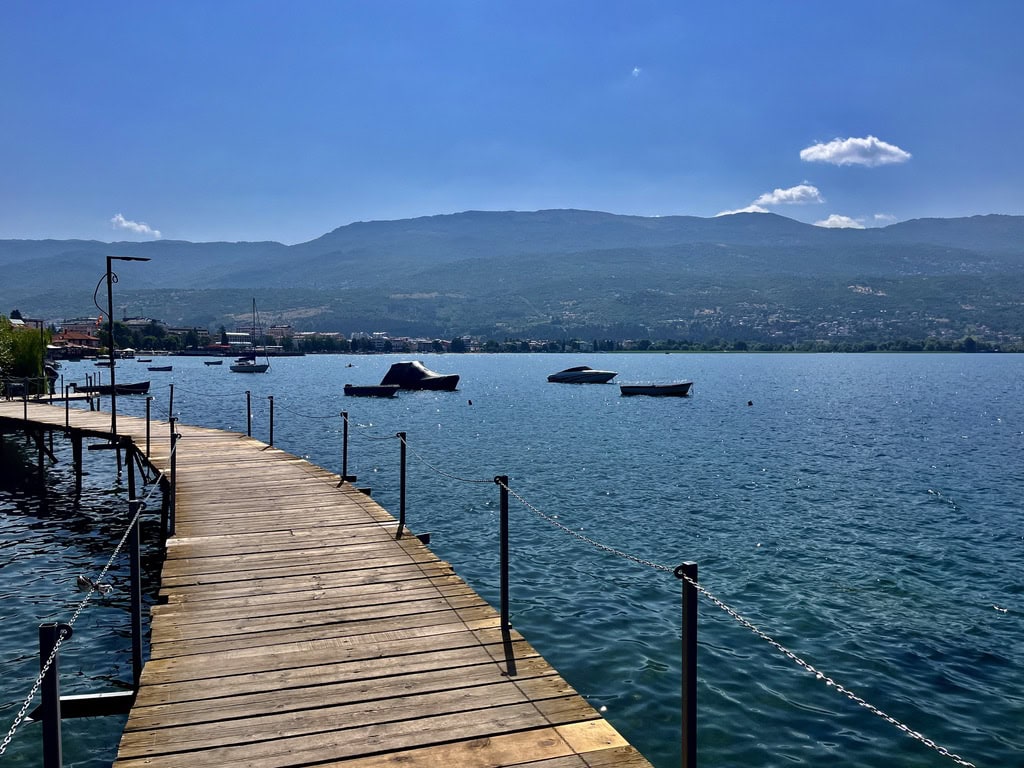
left=108, top=256, right=151, bottom=263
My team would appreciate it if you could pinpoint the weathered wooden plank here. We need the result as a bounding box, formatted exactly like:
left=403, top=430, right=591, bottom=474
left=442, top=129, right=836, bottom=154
left=131, top=639, right=543, bottom=708
left=126, top=655, right=559, bottom=730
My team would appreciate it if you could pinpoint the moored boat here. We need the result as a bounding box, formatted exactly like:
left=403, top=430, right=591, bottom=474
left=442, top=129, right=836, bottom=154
left=230, top=356, right=270, bottom=373
left=204, top=360, right=223, bottom=366
left=230, top=299, right=271, bottom=374
left=344, top=383, right=400, bottom=398
left=547, top=365, right=618, bottom=384
left=72, top=381, right=151, bottom=396
left=148, top=365, right=172, bottom=372
left=380, top=361, right=459, bottom=391
left=619, top=381, right=693, bottom=397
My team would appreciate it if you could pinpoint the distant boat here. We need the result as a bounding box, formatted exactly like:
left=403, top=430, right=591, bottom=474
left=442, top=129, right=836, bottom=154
left=230, top=355, right=270, bottom=374
left=230, top=299, right=271, bottom=374
left=380, top=361, right=459, bottom=391
left=137, top=358, right=152, bottom=363
left=204, top=360, right=223, bottom=366
left=547, top=365, right=618, bottom=384
left=619, top=381, right=693, bottom=397
left=73, top=381, right=151, bottom=396
left=94, top=360, right=113, bottom=367
left=148, top=365, right=172, bottom=372
left=344, top=383, right=400, bottom=398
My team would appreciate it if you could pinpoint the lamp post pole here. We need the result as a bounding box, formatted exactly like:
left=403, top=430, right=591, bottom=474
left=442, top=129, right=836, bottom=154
left=105, top=256, right=150, bottom=462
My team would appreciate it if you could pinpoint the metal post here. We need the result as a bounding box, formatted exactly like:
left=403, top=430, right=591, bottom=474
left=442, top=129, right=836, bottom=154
left=337, top=411, right=355, bottom=485
left=104, top=254, right=149, bottom=468
left=246, top=391, right=252, bottom=437
left=268, top=395, right=274, bottom=447
left=64, top=384, right=70, bottom=428
left=396, top=432, right=406, bottom=539
left=495, top=475, right=510, bottom=633
left=168, top=417, right=177, bottom=535
left=39, top=622, right=72, bottom=768
left=145, top=396, right=152, bottom=457
left=125, top=442, right=143, bottom=689
left=675, top=562, right=698, bottom=768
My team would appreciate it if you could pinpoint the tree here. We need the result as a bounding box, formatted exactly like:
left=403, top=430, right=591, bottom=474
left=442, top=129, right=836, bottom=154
left=219, top=326, right=229, bottom=345
left=0, top=316, right=47, bottom=394
left=450, top=337, right=466, bottom=353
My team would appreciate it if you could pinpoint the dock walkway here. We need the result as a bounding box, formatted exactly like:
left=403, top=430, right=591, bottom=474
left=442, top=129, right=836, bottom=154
left=0, top=400, right=653, bottom=767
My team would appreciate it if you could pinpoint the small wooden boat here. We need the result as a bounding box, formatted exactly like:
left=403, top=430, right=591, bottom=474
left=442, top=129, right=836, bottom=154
left=344, top=383, right=399, bottom=398
left=137, top=358, right=152, bottom=363
left=204, top=360, right=223, bottom=366
left=72, top=381, right=151, bottom=396
left=619, top=381, right=693, bottom=397
left=148, top=365, right=173, bottom=372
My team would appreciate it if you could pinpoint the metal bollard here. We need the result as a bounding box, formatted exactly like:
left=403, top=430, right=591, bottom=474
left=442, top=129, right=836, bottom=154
left=396, top=432, right=406, bottom=538
left=675, top=562, right=698, bottom=768
left=39, top=622, right=72, bottom=768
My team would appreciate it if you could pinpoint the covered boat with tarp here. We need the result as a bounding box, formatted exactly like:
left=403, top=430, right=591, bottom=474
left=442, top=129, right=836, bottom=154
left=380, top=361, right=459, bottom=391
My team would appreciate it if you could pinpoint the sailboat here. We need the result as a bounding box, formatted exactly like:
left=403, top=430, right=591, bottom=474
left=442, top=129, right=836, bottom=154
left=230, top=299, right=271, bottom=373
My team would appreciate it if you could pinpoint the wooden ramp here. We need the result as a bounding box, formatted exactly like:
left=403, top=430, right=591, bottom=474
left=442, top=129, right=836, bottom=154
left=0, top=400, right=653, bottom=767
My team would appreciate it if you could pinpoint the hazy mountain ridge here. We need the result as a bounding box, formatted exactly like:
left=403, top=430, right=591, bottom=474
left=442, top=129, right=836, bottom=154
left=2, top=210, right=1023, bottom=343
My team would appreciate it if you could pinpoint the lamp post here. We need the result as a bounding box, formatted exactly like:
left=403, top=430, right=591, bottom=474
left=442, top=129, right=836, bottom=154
left=105, top=256, right=150, bottom=454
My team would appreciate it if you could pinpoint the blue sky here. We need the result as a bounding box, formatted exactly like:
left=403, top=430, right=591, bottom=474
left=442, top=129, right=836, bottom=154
left=2, top=1, right=1022, bottom=244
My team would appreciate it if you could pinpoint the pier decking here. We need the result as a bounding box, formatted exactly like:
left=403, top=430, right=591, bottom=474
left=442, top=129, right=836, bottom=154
left=0, top=400, right=654, bottom=767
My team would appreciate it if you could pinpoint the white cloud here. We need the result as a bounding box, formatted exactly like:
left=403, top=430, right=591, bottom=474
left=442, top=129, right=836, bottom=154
left=873, top=213, right=898, bottom=224
left=814, top=214, right=865, bottom=229
left=110, top=213, right=161, bottom=239
left=714, top=204, right=769, bottom=217
left=753, top=183, right=824, bottom=206
left=631, top=66, right=642, bottom=78
left=800, top=135, right=911, bottom=167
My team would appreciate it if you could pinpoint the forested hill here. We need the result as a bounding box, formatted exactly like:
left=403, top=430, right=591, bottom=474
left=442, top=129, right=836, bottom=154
left=2, top=210, right=1023, bottom=345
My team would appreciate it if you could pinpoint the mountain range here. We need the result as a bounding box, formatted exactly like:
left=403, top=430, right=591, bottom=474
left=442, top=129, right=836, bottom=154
left=2, top=210, right=1023, bottom=345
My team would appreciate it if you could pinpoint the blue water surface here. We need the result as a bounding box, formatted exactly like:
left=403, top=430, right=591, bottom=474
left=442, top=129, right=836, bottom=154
left=2, top=353, right=1021, bottom=767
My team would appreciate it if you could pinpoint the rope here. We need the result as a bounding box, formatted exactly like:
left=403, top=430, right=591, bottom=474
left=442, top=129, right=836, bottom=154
left=495, top=477, right=976, bottom=767
left=272, top=401, right=341, bottom=420
left=398, top=434, right=494, bottom=484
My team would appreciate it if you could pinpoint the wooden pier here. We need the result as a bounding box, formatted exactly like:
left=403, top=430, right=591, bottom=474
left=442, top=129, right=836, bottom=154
left=0, top=400, right=654, bottom=767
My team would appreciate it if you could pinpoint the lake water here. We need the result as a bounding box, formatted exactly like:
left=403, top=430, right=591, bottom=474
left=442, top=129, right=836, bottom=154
left=2, top=353, right=1021, bottom=767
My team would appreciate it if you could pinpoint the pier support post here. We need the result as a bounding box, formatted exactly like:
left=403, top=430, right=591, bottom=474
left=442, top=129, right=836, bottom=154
left=39, top=622, right=72, bottom=768
left=396, top=432, right=406, bottom=539
left=245, top=391, right=252, bottom=437
left=71, top=430, right=83, bottom=496
left=268, top=396, right=274, bottom=447
left=675, top=562, right=698, bottom=768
